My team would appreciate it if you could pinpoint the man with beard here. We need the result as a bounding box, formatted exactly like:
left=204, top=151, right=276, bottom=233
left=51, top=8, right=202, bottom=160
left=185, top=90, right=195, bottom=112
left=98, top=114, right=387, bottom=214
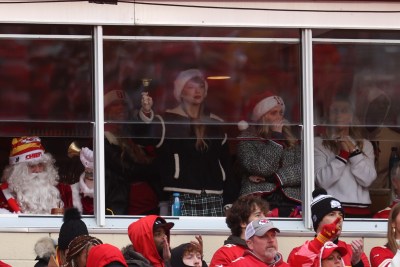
left=127, top=215, right=175, bottom=267
left=0, top=136, right=91, bottom=214
left=228, top=218, right=289, bottom=267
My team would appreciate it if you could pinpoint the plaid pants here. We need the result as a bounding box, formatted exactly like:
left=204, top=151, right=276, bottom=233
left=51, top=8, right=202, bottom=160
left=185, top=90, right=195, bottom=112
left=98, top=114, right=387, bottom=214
left=176, top=193, right=224, bottom=216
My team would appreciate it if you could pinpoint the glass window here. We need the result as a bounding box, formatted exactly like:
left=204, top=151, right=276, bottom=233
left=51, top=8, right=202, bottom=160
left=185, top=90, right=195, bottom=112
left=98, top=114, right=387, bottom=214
left=313, top=36, right=400, bottom=219
left=102, top=27, right=302, bottom=217
left=0, top=25, right=93, bottom=215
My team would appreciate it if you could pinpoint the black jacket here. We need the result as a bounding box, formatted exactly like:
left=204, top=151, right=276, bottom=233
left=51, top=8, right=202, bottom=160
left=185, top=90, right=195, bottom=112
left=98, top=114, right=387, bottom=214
left=142, top=107, right=237, bottom=204
left=104, top=135, right=158, bottom=215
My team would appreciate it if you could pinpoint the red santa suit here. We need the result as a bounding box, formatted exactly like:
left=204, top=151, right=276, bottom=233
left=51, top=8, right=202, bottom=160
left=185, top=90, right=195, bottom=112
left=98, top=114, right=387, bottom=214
left=0, top=178, right=93, bottom=214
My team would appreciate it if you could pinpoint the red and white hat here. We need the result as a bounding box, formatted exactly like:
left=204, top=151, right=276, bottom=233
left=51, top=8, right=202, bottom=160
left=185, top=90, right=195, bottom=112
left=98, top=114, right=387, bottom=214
left=238, top=91, right=285, bottom=131
left=104, top=89, right=128, bottom=109
left=320, top=241, right=347, bottom=260
left=316, top=241, right=347, bottom=267
left=173, top=69, right=208, bottom=102
left=9, top=136, right=45, bottom=165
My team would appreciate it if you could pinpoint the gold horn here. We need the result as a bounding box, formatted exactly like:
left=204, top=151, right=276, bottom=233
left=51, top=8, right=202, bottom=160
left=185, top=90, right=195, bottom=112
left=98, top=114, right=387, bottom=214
left=68, top=141, right=81, bottom=158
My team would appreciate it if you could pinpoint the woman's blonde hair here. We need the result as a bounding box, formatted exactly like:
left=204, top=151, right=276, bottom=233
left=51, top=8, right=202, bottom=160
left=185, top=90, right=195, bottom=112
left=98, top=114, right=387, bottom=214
left=321, top=95, right=364, bottom=153
left=257, top=116, right=298, bottom=148
left=387, top=202, right=400, bottom=254
left=181, top=76, right=209, bottom=152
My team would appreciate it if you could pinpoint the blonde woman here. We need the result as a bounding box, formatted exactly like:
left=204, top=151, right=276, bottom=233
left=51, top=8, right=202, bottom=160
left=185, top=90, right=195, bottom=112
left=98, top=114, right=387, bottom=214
left=140, top=69, right=234, bottom=216
left=314, top=94, right=377, bottom=217
left=236, top=91, right=301, bottom=217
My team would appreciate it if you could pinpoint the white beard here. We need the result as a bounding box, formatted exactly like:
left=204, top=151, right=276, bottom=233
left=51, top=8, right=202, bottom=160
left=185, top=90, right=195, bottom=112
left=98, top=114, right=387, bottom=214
left=14, top=172, right=62, bottom=214
left=5, top=156, right=63, bottom=214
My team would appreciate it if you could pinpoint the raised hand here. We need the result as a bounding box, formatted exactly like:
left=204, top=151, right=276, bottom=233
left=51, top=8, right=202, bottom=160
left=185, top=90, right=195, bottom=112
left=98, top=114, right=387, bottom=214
left=190, top=235, right=204, bottom=259
left=316, top=217, right=341, bottom=244
left=248, top=175, right=266, bottom=183
left=162, top=235, right=171, bottom=262
left=271, top=119, right=284, bottom=133
left=350, top=239, right=364, bottom=265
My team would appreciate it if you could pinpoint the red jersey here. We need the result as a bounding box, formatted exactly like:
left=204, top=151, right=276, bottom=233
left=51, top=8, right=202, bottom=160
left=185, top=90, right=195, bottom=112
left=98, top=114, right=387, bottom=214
left=210, top=244, right=246, bottom=267
left=0, top=261, right=11, bottom=267
left=370, top=245, right=398, bottom=267
left=228, top=251, right=290, bottom=267
left=373, top=201, right=398, bottom=219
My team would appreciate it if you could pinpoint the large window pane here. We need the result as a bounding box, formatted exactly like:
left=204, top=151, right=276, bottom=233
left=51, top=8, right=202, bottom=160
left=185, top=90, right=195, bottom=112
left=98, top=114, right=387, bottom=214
left=313, top=39, right=400, bottom=218
left=0, top=26, right=93, bottom=215
left=103, top=28, right=302, bottom=217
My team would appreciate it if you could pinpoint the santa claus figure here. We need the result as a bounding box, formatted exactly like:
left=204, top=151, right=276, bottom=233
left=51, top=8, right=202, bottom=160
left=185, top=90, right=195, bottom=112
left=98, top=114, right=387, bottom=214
left=0, top=136, right=94, bottom=214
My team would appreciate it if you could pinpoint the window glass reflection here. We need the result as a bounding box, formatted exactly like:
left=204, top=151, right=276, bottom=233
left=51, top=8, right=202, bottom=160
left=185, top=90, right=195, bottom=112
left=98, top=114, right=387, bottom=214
left=103, top=35, right=301, bottom=216
left=0, top=39, right=92, bottom=120
left=0, top=25, right=94, bottom=215
left=313, top=42, right=400, bottom=218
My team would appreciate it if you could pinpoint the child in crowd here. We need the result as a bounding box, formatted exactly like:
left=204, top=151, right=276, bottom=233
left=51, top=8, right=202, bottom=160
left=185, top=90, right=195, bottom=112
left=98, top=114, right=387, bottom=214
left=171, top=243, right=208, bottom=267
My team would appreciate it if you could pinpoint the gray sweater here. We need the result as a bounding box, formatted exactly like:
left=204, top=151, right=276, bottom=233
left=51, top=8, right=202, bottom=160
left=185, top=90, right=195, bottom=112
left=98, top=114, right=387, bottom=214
left=237, top=128, right=302, bottom=208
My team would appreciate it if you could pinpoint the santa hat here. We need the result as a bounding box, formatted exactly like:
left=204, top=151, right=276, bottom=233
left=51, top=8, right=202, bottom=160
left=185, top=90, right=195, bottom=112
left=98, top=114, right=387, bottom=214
left=311, top=188, right=344, bottom=232
left=9, top=136, right=45, bottom=165
left=238, top=91, right=285, bottom=131
left=104, top=89, right=128, bottom=109
left=173, top=69, right=208, bottom=102
left=80, top=147, right=94, bottom=170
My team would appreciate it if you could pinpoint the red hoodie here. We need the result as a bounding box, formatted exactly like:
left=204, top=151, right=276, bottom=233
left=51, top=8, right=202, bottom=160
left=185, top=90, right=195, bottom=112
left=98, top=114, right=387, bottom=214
left=86, top=244, right=128, bottom=267
left=128, top=215, right=173, bottom=267
left=0, top=261, right=11, bottom=267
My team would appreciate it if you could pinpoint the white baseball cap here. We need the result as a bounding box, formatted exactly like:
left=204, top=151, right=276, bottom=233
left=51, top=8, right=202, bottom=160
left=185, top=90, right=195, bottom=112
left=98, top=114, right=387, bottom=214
left=245, top=219, right=280, bottom=240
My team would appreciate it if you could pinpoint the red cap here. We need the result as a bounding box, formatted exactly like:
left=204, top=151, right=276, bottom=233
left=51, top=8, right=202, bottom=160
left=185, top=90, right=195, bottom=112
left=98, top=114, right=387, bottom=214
left=320, top=241, right=347, bottom=260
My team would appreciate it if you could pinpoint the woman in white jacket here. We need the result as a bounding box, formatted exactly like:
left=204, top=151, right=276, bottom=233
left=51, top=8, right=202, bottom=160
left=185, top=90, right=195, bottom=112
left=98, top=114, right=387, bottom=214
left=314, top=94, right=377, bottom=217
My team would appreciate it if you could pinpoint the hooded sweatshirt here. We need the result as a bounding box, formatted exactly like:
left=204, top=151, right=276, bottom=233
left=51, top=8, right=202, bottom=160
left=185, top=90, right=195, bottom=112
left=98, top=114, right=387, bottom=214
left=0, top=261, right=11, bottom=267
left=128, top=215, right=172, bottom=267
left=86, top=244, right=128, bottom=267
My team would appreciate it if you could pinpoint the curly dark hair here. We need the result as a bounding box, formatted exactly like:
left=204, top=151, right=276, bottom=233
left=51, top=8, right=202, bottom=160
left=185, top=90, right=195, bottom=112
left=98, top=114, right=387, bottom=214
left=226, top=195, right=269, bottom=237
